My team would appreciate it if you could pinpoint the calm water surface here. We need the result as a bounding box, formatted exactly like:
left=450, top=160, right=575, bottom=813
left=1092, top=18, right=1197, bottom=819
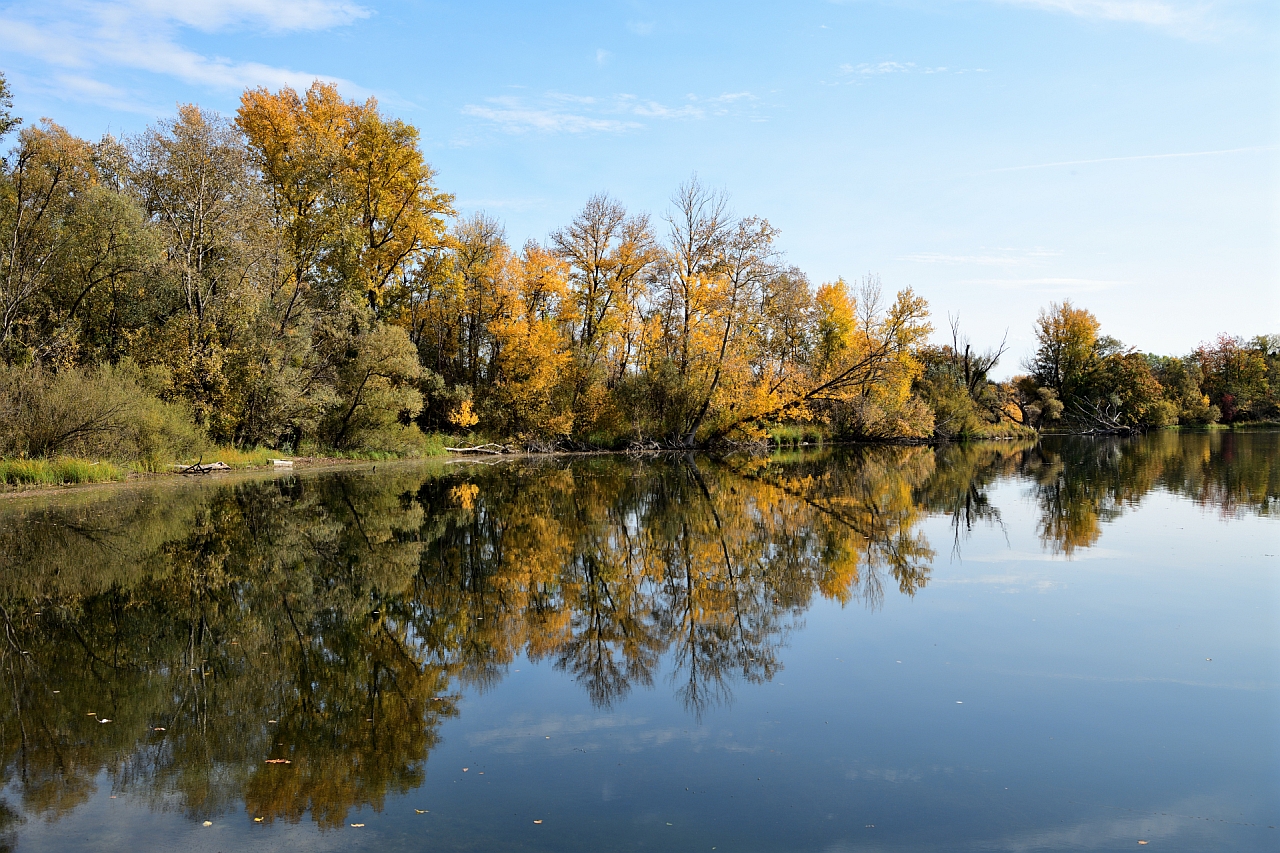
left=0, top=434, right=1276, bottom=852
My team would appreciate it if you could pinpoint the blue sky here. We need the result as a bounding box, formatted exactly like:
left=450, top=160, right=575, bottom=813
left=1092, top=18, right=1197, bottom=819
left=2, top=0, right=1277, bottom=371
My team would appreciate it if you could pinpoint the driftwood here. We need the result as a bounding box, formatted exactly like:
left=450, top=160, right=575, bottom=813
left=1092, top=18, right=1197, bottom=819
left=444, top=443, right=513, bottom=455
left=173, top=460, right=232, bottom=475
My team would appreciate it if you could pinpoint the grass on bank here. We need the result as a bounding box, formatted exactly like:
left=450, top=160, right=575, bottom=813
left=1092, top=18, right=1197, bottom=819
left=768, top=424, right=827, bottom=447
left=0, top=457, right=129, bottom=486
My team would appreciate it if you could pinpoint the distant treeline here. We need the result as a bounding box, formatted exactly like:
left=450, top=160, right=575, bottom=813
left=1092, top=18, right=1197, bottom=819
left=0, top=73, right=1275, bottom=463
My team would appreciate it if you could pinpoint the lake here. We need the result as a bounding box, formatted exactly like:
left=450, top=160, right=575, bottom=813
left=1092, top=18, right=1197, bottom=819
left=0, top=433, right=1275, bottom=852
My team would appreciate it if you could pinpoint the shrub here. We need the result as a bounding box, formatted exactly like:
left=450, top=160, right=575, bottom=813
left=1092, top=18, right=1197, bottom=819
left=0, top=362, right=204, bottom=467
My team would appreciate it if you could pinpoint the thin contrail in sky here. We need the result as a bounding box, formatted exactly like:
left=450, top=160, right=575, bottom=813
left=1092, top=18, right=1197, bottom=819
left=989, top=145, right=1279, bottom=173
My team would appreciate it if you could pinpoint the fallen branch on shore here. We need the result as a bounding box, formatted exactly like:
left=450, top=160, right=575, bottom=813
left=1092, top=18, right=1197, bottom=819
left=172, top=461, right=232, bottom=474
left=444, top=443, right=513, bottom=455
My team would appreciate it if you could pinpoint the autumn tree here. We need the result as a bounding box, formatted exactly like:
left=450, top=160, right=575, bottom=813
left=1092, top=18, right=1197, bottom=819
left=0, top=72, right=17, bottom=140
left=550, top=193, right=658, bottom=384
left=237, top=82, right=449, bottom=449
left=1194, top=334, right=1270, bottom=422
left=1029, top=300, right=1102, bottom=403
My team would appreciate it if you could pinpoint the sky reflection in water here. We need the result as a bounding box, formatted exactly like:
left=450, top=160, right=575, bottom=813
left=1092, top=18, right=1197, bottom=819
left=0, top=432, right=1275, bottom=852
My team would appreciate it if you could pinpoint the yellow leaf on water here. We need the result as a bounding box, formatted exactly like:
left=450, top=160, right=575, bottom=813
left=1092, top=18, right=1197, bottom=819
left=533, top=820, right=543, bottom=825
left=202, top=821, right=212, bottom=827
left=415, top=809, right=427, bottom=814
left=254, top=817, right=263, bottom=822
left=350, top=823, right=364, bottom=828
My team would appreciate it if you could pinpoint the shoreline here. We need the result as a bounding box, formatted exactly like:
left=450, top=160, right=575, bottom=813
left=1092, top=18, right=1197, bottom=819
left=6, top=422, right=1276, bottom=499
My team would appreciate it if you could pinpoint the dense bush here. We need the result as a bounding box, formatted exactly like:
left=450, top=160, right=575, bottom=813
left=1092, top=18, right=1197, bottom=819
left=0, top=362, right=202, bottom=469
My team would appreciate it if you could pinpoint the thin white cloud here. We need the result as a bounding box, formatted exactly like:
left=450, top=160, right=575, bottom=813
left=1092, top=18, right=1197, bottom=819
left=462, top=101, right=640, bottom=134
left=463, top=90, right=761, bottom=134
left=626, top=20, right=655, bottom=36
left=132, top=0, right=370, bottom=32
left=901, top=248, right=1062, bottom=266
left=989, top=145, right=1280, bottom=172
left=834, top=61, right=981, bottom=81
left=962, top=277, right=1125, bottom=293
left=843, top=60, right=918, bottom=75
left=0, top=0, right=365, bottom=108
left=830, top=0, right=1246, bottom=38
left=992, top=0, right=1202, bottom=28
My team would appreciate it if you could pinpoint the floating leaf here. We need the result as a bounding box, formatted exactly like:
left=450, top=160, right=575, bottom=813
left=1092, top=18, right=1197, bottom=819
left=350, top=823, right=364, bottom=828
left=415, top=809, right=427, bottom=814
left=254, top=817, right=263, bottom=822
left=202, top=821, right=212, bottom=827
left=533, top=819, right=543, bottom=824
left=265, top=758, right=291, bottom=764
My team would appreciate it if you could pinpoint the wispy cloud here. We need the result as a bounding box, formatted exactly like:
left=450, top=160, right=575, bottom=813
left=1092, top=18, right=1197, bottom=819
left=829, top=0, right=1247, bottom=38
left=626, top=20, right=655, bottom=36
left=988, top=145, right=1280, bottom=172
left=900, top=248, right=1062, bottom=266
left=0, top=0, right=366, bottom=108
left=991, top=0, right=1204, bottom=29
left=961, top=277, right=1124, bottom=293
left=462, top=91, right=761, bottom=134
left=833, top=61, right=987, bottom=82
left=462, top=99, right=640, bottom=135
left=131, top=0, right=370, bottom=33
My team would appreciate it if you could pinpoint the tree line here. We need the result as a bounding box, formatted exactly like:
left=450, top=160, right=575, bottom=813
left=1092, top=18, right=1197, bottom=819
left=1, top=72, right=1275, bottom=464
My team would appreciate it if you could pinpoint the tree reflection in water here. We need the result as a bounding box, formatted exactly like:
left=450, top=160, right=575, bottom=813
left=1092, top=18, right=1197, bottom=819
left=0, top=432, right=1273, bottom=831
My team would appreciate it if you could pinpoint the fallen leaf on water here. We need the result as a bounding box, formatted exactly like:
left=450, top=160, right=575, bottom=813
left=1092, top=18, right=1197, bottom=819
left=52, top=690, right=59, bottom=694
left=267, top=719, right=277, bottom=723
left=1138, top=842, right=1148, bottom=846
left=462, top=767, right=469, bottom=772
left=99, top=719, right=112, bottom=723
left=254, top=817, right=263, bottom=822
left=152, top=727, right=165, bottom=732
left=202, top=821, right=212, bottom=827
left=86, top=712, right=96, bottom=716
left=350, top=823, right=364, bottom=827
left=264, top=759, right=291, bottom=764
left=533, top=820, right=543, bottom=825
left=415, top=809, right=427, bottom=814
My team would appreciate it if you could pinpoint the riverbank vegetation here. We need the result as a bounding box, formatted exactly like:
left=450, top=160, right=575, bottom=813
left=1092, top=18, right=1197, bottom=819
left=1, top=72, right=1276, bottom=472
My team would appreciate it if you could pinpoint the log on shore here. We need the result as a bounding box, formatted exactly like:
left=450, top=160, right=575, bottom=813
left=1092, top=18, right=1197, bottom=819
left=444, top=443, right=513, bottom=455
left=172, top=461, right=233, bottom=474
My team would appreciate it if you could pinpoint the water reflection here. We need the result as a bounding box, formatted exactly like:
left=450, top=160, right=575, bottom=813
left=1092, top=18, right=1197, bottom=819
left=0, top=431, right=1273, bottom=834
